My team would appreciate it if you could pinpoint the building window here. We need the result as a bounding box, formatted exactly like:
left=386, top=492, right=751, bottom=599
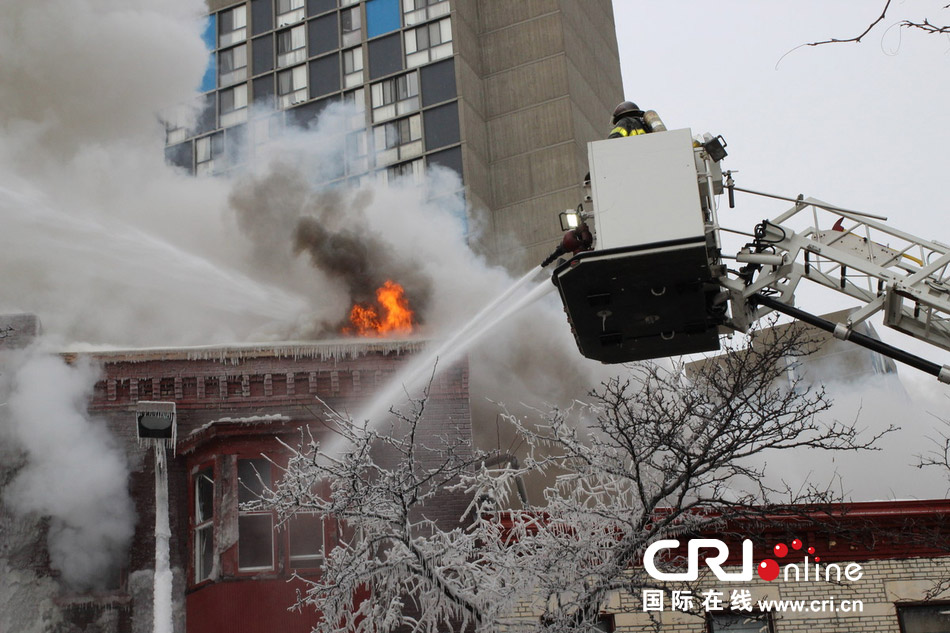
left=386, top=158, right=424, bottom=184
left=370, top=71, right=419, bottom=122
left=288, top=512, right=324, bottom=568
left=195, top=132, right=225, bottom=176
left=374, top=113, right=422, bottom=166
left=342, top=47, right=364, bottom=89
left=219, top=44, right=248, bottom=87
left=403, top=0, right=449, bottom=26
left=898, top=604, right=950, bottom=632
left=219, top=83, right=249, bottom=127
left=341, top=6, right=362, bottom=47
left=251, top=115, right=282, bottom=147
left=366, top=0, right=401, bottom=38
left=344, top=87, right=366, bottom=129
left=276, top=0, right=305, bottom=27
left=346, top=130, right=369, bottom=174
left=404, top=17, right=452, bottom=68
left=163, top=104, right=191, bottom=145
left=708, top=612, right=773, bottom=633
left=277, top=65, right=308, bottom=108
left=193, top=467, right=214, bottom=583
left=277, top=25, right=307, bottom=68
left=237, top=458, right=274, bottom=571
left=219, top=5, right=247, bottom=48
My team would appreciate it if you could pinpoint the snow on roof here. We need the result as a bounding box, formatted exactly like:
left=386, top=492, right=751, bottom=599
left=61, top=338, right=429, bottom=364
left=189, top=414, right=292, bottom=437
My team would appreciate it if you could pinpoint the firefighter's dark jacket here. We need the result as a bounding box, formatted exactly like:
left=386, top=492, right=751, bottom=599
left=608, top=116, right=648, bottom=139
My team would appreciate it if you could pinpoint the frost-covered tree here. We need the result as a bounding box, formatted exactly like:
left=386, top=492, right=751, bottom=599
left=259, top=321, right=887, bottom=633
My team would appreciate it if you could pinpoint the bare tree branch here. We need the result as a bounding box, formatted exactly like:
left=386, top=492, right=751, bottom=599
left=805, top=0, right=893, bottom=47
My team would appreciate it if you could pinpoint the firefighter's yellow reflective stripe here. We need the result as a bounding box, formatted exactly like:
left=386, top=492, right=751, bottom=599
left=610, top=126, right=646, bottom=137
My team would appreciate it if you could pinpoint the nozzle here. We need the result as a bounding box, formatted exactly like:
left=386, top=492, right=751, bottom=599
left=541, top=246, right=566, bottom=268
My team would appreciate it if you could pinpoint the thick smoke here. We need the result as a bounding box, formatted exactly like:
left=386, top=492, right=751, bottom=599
left=0, top=2, right=614, bottom=605
left=0, top=0, right=311, bottom=347
left=227, top=152, right=432, bottom=334
left=0, top=350, right=136, bottom=591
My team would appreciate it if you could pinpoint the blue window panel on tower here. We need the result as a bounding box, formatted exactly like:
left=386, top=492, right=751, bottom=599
left=366, top=0, right=400, bottom=38
left=200, top=15, right=217, bottom=92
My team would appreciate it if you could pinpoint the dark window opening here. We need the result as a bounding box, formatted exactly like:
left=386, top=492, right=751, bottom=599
left=898, top=604, right=950, bottom=633
left=288, top=512, right=324, bottom=567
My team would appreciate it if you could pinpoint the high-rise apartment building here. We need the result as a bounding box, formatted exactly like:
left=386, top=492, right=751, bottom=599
left=164, top=0, right=625, bottom=268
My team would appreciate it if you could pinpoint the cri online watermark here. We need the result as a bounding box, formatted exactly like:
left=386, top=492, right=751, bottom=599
left=640, top=537, right=864, bottom=614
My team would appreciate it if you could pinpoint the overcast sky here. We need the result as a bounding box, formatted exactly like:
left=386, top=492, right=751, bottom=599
left=613, top=1, right=950, bottom=362
left=613, top=2, right=950, bottom=499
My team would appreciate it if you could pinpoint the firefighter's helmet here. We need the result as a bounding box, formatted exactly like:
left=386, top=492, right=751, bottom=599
left=611, top=101, right=643, bottom=124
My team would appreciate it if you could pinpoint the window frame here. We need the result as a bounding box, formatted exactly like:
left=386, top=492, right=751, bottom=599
left=236, top=457, right=276, bottom=573
left=218, top=44, right=248, bottom=87
left=341, top=6, right=362, bottom=47
left=370, top=71, right=419, bottom=122
left=707, top=610, right=774, bottom=633
left=277, top=65, right=308, bottom=108
left=373, top=113, right=422, bottom=166
left=218, top=5, right=247, bottom=47
left=219, top=83, right=249, bottom=128
left=287, top=511, right=326, bottom=569
left=404, top=17, right=452, bottom=68
left=195, top=132, right=225, bottom=175
left=403, top=0, right=450, bottom=26
left=276, top=24, right=307, bottom=68
left=276, top=0, right=305, bottom=27
left=342, top=46, right=364, bottom=88
left=897, top=602, right=950, bottom=633
left=386, top=158, right=424, bottom=184
left=192, top=463, right=216, bottom=585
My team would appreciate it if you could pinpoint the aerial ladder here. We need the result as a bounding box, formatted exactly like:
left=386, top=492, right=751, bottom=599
left=548, top=125, right=950, bottom=383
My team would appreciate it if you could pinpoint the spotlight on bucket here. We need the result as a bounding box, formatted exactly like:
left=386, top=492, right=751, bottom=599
left=136, top=401, right=177, bottom=452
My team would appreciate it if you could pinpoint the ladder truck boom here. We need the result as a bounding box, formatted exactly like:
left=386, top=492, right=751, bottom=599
left=549, top=129, right=950, bottom=382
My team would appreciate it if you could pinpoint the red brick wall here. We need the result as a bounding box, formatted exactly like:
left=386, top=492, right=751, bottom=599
left=70, top=341, right=472, bottom=633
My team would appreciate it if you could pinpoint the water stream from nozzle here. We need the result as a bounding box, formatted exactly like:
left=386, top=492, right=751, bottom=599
left=349, top=264, right=552, bottom=433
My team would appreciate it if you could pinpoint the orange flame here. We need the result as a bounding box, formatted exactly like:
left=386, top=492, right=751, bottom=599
left=344, top=280, right=415, bottom=337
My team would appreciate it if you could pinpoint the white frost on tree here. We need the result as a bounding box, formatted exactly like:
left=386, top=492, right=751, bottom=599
left=260, top=321, right=889, bottom=633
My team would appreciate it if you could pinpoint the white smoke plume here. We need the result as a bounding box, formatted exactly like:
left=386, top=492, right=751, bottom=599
left=0, top=350, right=136, bottom=591
left=0, top=0, right=613, bottom=576
left=0, top=0, right=613, bottom=414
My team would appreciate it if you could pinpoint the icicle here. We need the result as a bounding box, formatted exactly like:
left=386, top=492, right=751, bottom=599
left=153, top=444, right=173, bottom=633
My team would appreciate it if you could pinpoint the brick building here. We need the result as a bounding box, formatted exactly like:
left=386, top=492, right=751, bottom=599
left=499, top=501, right=950, bottom=633
left=0, top=338, right=471, bottom=633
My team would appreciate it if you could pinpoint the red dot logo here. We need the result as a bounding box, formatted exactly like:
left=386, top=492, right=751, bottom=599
left=814, top=556, right=821, bottom=562
left=807, top=546, right=816, bottom=555
left=774, top=543, right=788, bottom=558
left=791, top=538, right=803, bottom=550
left=758, top=559, right=780, bottom=581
